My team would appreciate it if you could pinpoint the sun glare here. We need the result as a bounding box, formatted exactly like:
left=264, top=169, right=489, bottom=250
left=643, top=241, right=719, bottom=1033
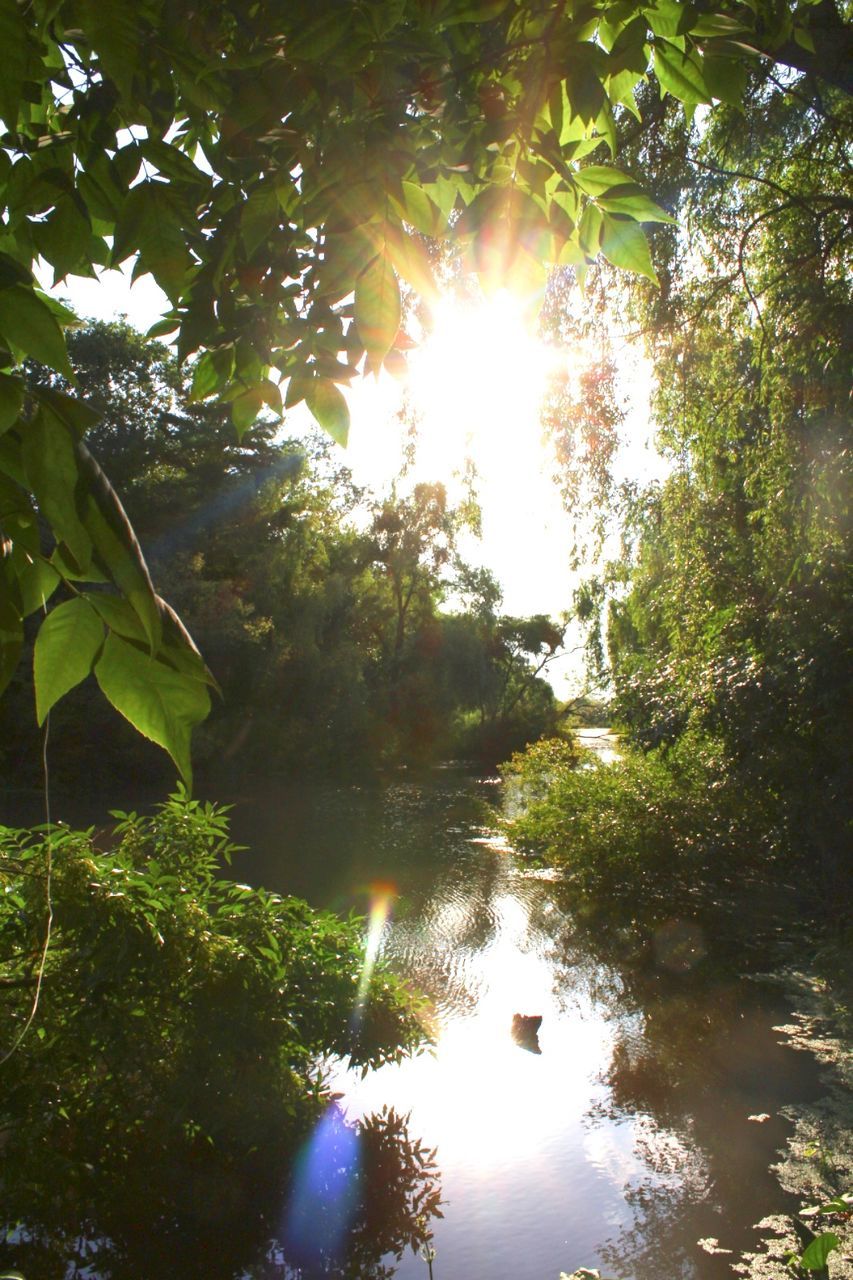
left=408, top=289, right=561, bottom=488
left=344, top=284, right=596, bottom=637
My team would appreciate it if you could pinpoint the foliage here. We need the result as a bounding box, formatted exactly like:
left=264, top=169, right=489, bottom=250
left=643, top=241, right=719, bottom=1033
left=0, top=792, right=431, bottom=1278
left=573, top=70, right=852, bottom=912
left=1, top=0, right=847, bottom=772
left=501, top=731, right=778, bottom=914
left=2, top=318, right=569, bottom=783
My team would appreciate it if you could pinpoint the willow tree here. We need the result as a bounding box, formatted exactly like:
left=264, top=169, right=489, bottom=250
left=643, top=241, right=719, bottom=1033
left=0, top=0, right=848, bottom=779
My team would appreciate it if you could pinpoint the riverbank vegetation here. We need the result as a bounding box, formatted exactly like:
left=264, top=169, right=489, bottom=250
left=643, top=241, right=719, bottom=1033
left=0, top=791, right=440, bottom=1278
left=503, top=64, right=851, bottom=942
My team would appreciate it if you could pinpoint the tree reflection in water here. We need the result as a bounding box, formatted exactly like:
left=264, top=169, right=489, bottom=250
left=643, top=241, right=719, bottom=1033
left=1, top=1101, right=441, bottom=1280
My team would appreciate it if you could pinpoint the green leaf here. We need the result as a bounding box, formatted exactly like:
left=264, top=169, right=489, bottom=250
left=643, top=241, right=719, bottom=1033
left=34, top=597, right=104, bottom=723
left=0, top=0, right=27, bottom=130
left=564, top=58, right=606, bottom=124
left=355, top=251, right=401, bottom=363
left=600, top=214, right=658, bottom=282
left=702, top=55, right=747, bottom=105
left=230, top=386, right=264, bottom=436
left=579, top=202, right=604, bottom=256
left=645, top=0, right=698, bottom=38
left=86, top=591, right=149, bottom=643
left=34, top=197, right=93, bottom=283
left=800, top=1232, right=839, bottom=1270
left=77, top=1, right=141, bottom=100
left=22, top=407, right=93, bottom=572
left=0, top=372, right=24, bottom=434
left=306, top=379, right=350, bottom=447
left=241, top=182, right=280, bottom=259
left=15, top=554, right=60, bottom=617
left=395, top=182, right=446, bottom=237
left=574, top=166, right=635, bottom=196
left=0, top=285, right=73, bottom=378
left=654, top=41, right=711, bottom=104
left=95, top=632, right=210, bottom=785
left=442, top=0, right=509, bottom=23
left=190, top=347, right=235, bottom=402
left=597, top=191, right=676, bottom=223
left=113, top=182, right=192, bottom=302
left=34, top=387, right=102, bottom=439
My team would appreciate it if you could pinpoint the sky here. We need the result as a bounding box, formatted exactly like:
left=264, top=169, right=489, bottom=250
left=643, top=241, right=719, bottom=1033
left=49, top=263, right=667, bottom=698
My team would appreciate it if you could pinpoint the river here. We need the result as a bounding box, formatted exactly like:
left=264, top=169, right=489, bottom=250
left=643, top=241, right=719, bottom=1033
left=226, top=761, right=820, bottom=1280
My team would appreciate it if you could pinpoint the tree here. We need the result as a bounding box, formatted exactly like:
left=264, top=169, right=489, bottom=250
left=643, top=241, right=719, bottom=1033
left=581, top=71, right=852, bottom=907
left=0, top=0, right=848, bottom=777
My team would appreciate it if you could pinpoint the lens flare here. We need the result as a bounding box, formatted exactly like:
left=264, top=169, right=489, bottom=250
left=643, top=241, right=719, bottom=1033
left=282, top=1102, right=360, bottom=1269
left=354, top=882, right=396, bottom=1014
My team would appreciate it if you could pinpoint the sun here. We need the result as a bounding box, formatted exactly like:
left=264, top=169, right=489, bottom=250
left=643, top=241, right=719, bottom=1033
left=406, top=288, right=562, bottom=490
left=343, top=284, right=592, bottom=631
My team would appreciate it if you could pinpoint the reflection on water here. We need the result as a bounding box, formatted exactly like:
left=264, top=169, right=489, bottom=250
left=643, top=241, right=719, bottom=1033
left=230, top=766, right=821, bottom=1280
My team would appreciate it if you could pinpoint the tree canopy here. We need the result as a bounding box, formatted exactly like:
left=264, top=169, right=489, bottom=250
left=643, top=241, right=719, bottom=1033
left=0, top=0, right=849, bottom=778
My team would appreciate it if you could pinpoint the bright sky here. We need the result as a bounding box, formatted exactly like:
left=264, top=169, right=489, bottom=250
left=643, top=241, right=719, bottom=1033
left=50, top=263, right=666, bottom=698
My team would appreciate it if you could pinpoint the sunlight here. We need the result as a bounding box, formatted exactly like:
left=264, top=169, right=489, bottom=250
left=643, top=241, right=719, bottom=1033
left=407, top=289, right=563, bottom=490
left=336, top=892, right=616, bottom=1179
left=344, top=285, right=590, bottom=630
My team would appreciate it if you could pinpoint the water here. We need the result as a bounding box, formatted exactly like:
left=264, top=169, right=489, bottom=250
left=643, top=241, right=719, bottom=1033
left=228, top=763, right=820, bottom=1280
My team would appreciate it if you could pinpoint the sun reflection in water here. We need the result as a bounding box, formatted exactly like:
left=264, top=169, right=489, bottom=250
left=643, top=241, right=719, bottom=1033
left=337, top=889, right=615, bottom=1179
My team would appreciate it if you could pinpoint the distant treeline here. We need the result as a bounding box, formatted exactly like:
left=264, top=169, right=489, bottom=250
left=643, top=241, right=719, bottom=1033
left=1, top=320, right=571, bottom=794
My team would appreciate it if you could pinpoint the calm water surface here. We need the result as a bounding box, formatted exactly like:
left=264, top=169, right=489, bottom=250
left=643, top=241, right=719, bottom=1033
left=228, top=761, right=818, bottom=1280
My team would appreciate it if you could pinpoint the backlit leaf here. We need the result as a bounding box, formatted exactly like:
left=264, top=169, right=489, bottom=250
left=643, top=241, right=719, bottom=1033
left=34, top=597, right=104, bottom=723
left=75, top=441, right=162, bottom=652
left=22, top=408, right=92, bottom=572
left=654, top=41, right=711, bottom=103
left=575, top=166, right=635, bottom=196
left=600, top=214, right=658, bottom=282
left=0, top=285, right=73, bottom=378
left=95, top=633, right=211, bottom=786
left=306, top=379, right=350, bottom=447
left=355, top=252, right=401, bottom=363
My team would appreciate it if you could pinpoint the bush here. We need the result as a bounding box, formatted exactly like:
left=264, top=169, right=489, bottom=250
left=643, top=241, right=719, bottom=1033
left=0, top=791, right=426, bottom=1278
left=500, top=733, right=778, bottom=916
